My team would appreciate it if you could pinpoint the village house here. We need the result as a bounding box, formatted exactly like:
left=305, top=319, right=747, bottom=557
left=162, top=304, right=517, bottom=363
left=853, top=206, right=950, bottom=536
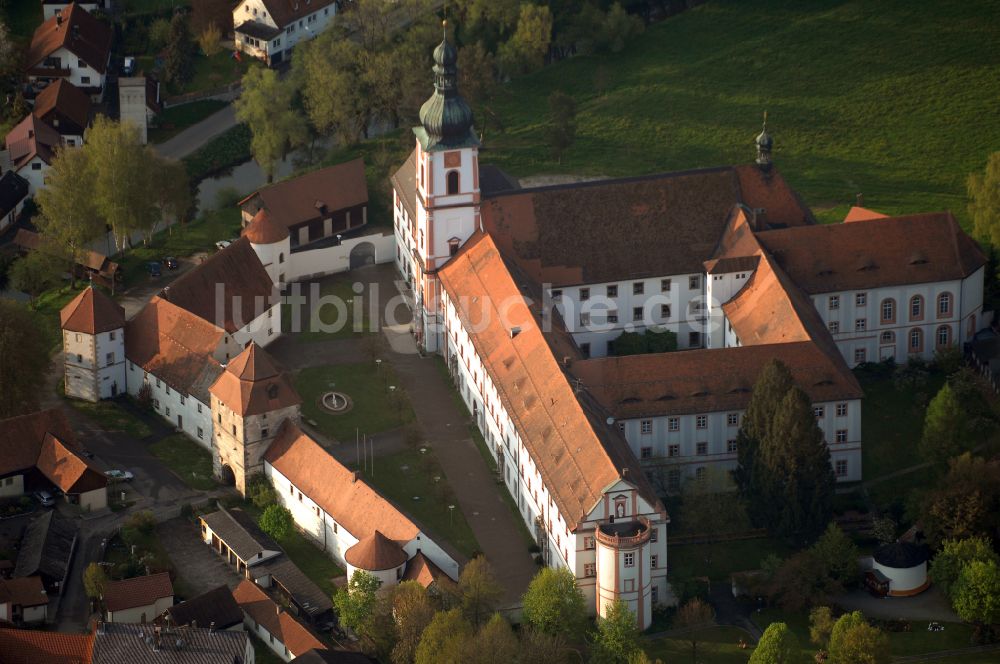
left=233, top=579, right=326, bottom=662
left=0, top=171, right=29, bottom=235
left=232, top=0, right=338, bottom=66
left=0, top=409, right=108, bottom=511
left=26, top=3, right=113, bottom=100
left=13, top=511, right=78, bottom=596
left=3, top=114, right=62, bottom=194
left=163, top=584, right=245, bottom=631
left=60, top=285, right=126, bottom=402
left=31, top=79, right=91, bottom=146
left=103, top=572, right=174, bottom=623
left=0, top=576, right=48, bottom=625
left=41, top=0, right=107, bottom=21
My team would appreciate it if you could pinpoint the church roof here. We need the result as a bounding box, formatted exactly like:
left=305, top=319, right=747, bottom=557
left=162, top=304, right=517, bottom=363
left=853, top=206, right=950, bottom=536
left=209, top=343, right=300, bottom=417
left=755, top=212, right=987, bottom=293
left=415, top=28, right=477, bottom=151
left=243, top=208, right=289, bottom=244
left=344, top=531, right=407, bottom=571
left=481, top=164, right=812, bottom=287
left=437, top=233, right=661, bottom=528
left=60, top=285, right=125, bottom=334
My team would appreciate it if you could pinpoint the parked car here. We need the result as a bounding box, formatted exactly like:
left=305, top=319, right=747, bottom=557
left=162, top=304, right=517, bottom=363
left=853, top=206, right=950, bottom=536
left=123, top=56, right=135, bottom=76
left=104, top=469, right=134, bottom=482
left=215, top=240, right=232, bottom=251
left=162, top=256, right=179, bottom=270
left=33, top=490, right=55, bottom=507
left=147, top=261, right=162, bottom=277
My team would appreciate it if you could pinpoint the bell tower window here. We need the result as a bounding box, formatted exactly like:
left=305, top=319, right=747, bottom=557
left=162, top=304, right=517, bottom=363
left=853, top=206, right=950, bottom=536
left=447, top=170, right=460, bottom=195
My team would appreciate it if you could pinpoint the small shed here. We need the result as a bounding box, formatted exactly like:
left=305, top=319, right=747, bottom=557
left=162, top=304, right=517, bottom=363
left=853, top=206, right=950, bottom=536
left=872, top=542, right=929, bottom=597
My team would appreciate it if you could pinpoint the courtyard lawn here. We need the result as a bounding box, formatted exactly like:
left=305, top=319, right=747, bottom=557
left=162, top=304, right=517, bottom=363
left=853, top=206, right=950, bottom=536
left=118, top=207, right=243, bottom=286
left=149, top=434, right=217, bottom=490
left=30, top=285, right=92, bottom=352
left=669, top=537, right=793, bottom=583
left=167, top=51, right=250, bottom=98
left=295, top=363, right=415, bottom=442
left=282, top=274, right=373, bottom=342
left=354, top=448, right=480, bottom=559
left=148, top=99, right=229, bottom=144
left=643, top=626, right=751, bottom=663
left=485, top=0, right=1000, bottom=226
left=278, top=528, right=345, bottom=598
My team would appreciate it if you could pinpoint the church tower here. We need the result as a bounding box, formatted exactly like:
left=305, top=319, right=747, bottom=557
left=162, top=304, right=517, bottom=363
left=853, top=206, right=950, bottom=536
left=410, top=21, right=480, bottom=351
left=209, top=343, right=301, bottom=495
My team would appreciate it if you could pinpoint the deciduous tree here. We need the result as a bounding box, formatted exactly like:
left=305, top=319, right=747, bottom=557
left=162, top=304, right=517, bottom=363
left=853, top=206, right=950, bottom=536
left=590, top=600, right=639, bottom=664
left=828, top=611, right=889, bottom=664
left=518, top=627, right=569, bottom=664
left=919, top=455, right=1000, bottom=546
left=749, top=622, right=798, bottom=664
left=952, top=559, right=1000, bottom=626
left=969, top=152, right=1000, bottom=248
left=258, top=504, right=292, bottom=540
left=457, top=555, right=503, bottom=628
left=334, top=571, right=382, bottom=639
left=83, top=562, right=108, bottom=600
left=164, top=12, right=194, bottom=86
left=473, top=613, right=519, bottom=664
left=295, top=31, right=367, bottom=145
left=8, top=249, right=62, bottom=303
left=809, top=606, right=836, bottom=647
left=522, top=567, right=587, bottom=642
left=498, top=4, right=553, bottom=76
left=235, top=67, right=307, bottom=182
left=389, top=581, right=434, bottom=664
left=811, top=523, right=860, bottom=588
left=198, top=22, right=222, bottom=57
left=547, top=90, right=576, bottom=163
left=414, top=608, right=473, bottom=664
left=920, top=383, right=974, bottom=465
left=673, top=597, right=714, bottom=662
left=929, top=536, right=999, bottom=599
left=0, top=300, right=46, bottom=417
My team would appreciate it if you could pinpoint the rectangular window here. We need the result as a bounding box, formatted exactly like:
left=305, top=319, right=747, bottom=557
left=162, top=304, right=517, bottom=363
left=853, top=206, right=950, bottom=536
left=633, top=282, right=644, bottom=295
left=624, top=552, right=634, bottom=567
left=109, top=331, right=116, bottom=340
left=580, top=343, right=590, bottom=358
left=660, top=304, right=671, bottom=318
left=584, top=536, right=595, bottom=549
left=32, top=162, right=41, bottom=170
left=856, top=293, right=867, bottom=306
left=855, top=318, right=867, bottom=332
left=814, top=406, right=825, bottom=418
left=696, top=415, right=707, bottom=429
left=667, top=417, right=679, bottom=432
left=833, top=429, right=848, bottom=443
left=641, top=446, right=652, bottom=459
left=197, top=403, right=203, bottom=414
left=696, top=442, right=708, bottom=455
left=197, top=427, right=203, bottom=439
left=829, top=295, right=840, bottom=310
left=579, top=313, right=590, bottom=326
left=727, top=439, right=738, bottom=453
left=650, top=528, right=657, bottom=542
left=829, top=321, right=840, bottom=333
left=607, top=285, right=618, bottom=298
left=688, top=276, right=700, bottom=290
left=854, top=347, right=866, bottom=364
left=640, top=420, right=652, bottom=434
left=727, top=413, right=739, bottom=426
left=607, top=312, right=618, bottom=324
left=580, top=288, right=590, bottom=301
left=667, top=444, right=680, bottom=457
left=551, top=289, right=562, bottom=299
left=689, top=331, right=701, bottom=347
left=651, top=554, right=658, bottom=568
left=165, top=407, right=171, bottom=417
left=835, top=459, right=848, bottom=477
left=584, top=563, right=596, bottom=577
left=633, top=307, right=643, bottom=322
left=661, top=279, right=671, bottom=292
left=106, top=352, right=114, bottom=366
left=836, top=403, right=848, bottom=417
left=156, top=378, right=161, bottom=387
left=80, top=76, right=90, bottom=85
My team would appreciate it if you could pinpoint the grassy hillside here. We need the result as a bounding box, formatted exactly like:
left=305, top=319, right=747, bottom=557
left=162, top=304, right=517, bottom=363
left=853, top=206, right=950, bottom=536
left=484, top=0, right=1000, bottom=225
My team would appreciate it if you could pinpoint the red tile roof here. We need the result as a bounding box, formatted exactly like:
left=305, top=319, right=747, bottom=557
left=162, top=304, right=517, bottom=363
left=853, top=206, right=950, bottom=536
left=573, top=341, right=862, bottom=419
left=33, top=80, right=90, bottom=133
left=0, top=575, right=48, bottom=608
left=36, top=433, right=107, bottom=494
left=756, top=212, right=987, bottom=293
left=0, top=409, right=101, bottom=496
left=0, top=627, right=94, bottom=664
left=103, top=572, right=173, bottom=612
left=124, top=296, right=227, bottom=399
left=232, top=580, right=326, bottom=657
left=160, top=238, right=276, bottom=334
left=344, top=531, right=407, bottom=571
left=28, top=3, right=112, bottom=74
left=60, top=286, right=125, bottom=335
left=243, top=208, right=289, bottom=244
left=843, top=206, right=888, bottom=223
left=263, top=421, right=420, bottom=544
left=238, top=159, right=368, bottom=230
left=209, top=343, right=301, bottom=417
left=5, top=114, right=61, bottom=169
left=400, top=551, right=452, bottom=590
left=437, top=233, right=661, bottom=527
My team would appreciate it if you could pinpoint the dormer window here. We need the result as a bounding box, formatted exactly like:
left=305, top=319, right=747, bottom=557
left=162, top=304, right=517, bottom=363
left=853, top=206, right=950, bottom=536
left=448, top=237, right=460, bottom=257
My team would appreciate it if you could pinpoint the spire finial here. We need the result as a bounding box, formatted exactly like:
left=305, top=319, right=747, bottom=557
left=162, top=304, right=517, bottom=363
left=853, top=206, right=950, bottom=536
left=763, top=110, right=768, bottom=127
left=755, top=111, right=773, bottom=171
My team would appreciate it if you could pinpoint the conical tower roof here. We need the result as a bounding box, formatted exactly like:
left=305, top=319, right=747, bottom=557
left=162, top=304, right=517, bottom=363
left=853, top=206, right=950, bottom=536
left=60, top=285, right=125, bottom=334
left=209, top=343, right=301, bottom=416
left=243, top=208, right=289, bottom=244
left=344, top=530, right=408, bottom=571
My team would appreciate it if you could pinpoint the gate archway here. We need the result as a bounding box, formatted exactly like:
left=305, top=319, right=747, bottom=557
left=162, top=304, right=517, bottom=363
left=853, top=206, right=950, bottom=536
left=219, top=464, right=236, bottom=487
left=349, top=242, right=376, bottom=270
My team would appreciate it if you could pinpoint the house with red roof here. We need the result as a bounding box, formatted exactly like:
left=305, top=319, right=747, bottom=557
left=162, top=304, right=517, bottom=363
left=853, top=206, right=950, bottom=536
left=103, top=572, right=173, bottom=623
left=26, top=3, right=113, bottom=100
left=3, top=114, right=62, bottom=194
left=0, top=576, right=49, bottom=624
left=231, top=0, right=338, bottom=67
left=232, top=579, right=326, bottom=662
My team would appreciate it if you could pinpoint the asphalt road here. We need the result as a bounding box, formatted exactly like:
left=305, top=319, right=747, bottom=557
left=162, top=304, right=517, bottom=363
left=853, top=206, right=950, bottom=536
left=155, top=104, right=238, bottom=160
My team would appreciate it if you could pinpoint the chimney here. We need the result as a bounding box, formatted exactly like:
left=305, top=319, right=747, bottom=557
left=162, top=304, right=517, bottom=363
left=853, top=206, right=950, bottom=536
left=856, top=193, right=865, bottom=207
left=209, top=621, right=216, bottom=633
left=622, top=467, right=629, bottom=478
left=56, top=15, right=63, bottom=26
left=275, top=604, right=282, bottom=616
left=509, top=326, right=521, bottom=339
left=352, top=470, right=359, bottom=483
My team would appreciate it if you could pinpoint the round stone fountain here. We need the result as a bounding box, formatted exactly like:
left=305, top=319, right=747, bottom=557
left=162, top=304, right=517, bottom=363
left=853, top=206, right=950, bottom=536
left=319, top=391, right=353, bottom=414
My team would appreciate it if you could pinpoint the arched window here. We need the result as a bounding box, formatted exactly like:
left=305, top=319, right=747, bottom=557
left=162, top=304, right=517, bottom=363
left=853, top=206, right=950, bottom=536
left=910, top=295, right=924, bottom=321
left=936, top=325, right=951, bottom=347
left=909, top=328, right=923, bottom=352
left=880, top=330, right=895, bottom=345
left=937, top=292, right=953, bottom=317
left=880, top=298, right=895, bottom=323
left=447, top=170, right=460, bottom=195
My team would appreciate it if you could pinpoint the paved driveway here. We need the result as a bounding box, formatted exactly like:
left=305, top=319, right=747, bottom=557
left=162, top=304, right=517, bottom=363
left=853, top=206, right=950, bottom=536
left=158, top=517, right=241, bottom=599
